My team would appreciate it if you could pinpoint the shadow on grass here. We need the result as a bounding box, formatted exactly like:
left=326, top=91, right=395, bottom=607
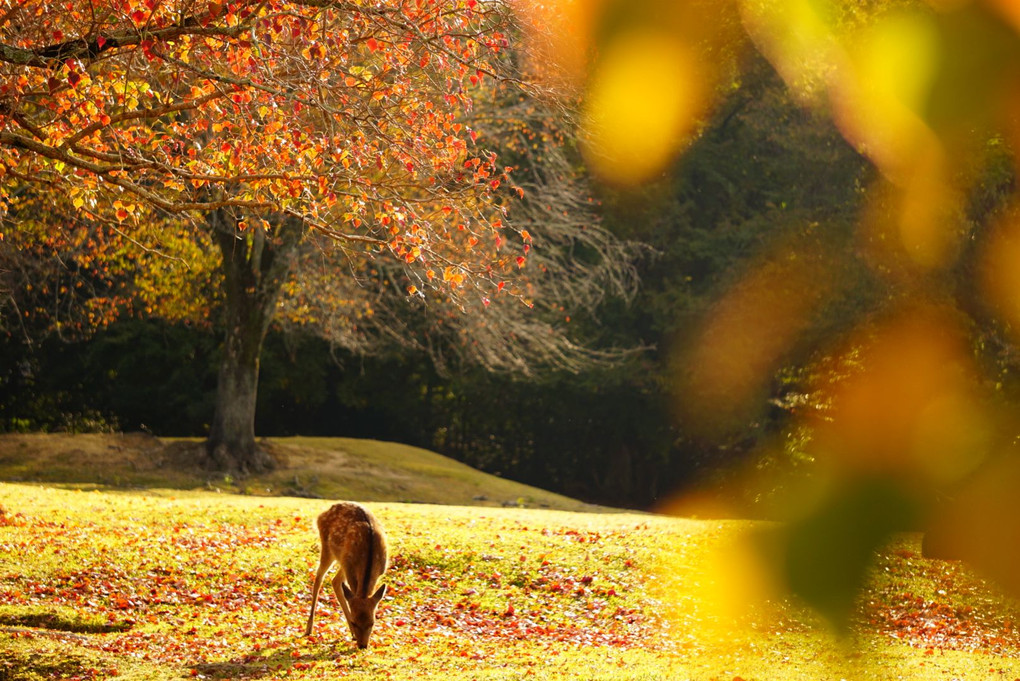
left=0, top=648, right=114, bottom=681
left=0, top=612, right=133, bottom=634
left=189, top=642, right=362, bottom=679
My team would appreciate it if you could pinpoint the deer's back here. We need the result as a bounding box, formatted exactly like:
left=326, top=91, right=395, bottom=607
left=317, top=502, right=388, bottom=596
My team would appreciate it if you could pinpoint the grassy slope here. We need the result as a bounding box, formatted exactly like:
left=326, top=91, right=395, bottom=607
left=2, top=435, right=1020, bottom=679
left=0, top=433, right=604, bottom=512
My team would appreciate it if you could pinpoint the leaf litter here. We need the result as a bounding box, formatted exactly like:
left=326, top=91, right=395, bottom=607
left=5, top=485, right=1020, bottom=680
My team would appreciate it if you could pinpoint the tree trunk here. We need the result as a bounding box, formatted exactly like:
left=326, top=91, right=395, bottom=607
left=206, top=298, right=269, bottom=474
left=205, top=211, right=306, bottom=474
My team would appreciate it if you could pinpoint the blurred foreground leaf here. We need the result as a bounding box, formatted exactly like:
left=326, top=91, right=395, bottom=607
left=927, top=454, right=1020, bottom=596
left=775, top=477, right=917, bottom=631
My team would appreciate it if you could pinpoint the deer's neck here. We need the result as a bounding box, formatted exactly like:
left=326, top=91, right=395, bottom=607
left=358, top=505, right=376, bottom=596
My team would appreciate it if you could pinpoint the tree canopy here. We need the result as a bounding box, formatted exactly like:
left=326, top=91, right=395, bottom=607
left=1, top=0, right=523, bottom=294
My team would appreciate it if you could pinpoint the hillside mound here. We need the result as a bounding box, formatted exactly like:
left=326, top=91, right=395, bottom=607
left=0, top=433, right=606, bottom=512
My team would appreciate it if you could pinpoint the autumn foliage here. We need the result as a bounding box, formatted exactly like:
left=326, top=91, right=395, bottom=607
left=1, top=0, right=589, bottom=471
left=0, top=0, right=532, bottom=303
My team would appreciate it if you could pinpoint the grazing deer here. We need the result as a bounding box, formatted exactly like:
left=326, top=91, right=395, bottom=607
left=305, top=501, right=389, bottom=648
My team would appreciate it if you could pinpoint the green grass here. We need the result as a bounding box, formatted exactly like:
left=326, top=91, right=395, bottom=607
left=3, top=481, right=1020, bottom=680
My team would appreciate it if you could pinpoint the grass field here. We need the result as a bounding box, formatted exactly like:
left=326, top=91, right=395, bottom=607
left=2, top=436, right=1020, bottom=679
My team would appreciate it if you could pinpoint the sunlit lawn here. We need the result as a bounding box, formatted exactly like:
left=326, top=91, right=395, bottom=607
left=2, top=482, right=1020, bottom=680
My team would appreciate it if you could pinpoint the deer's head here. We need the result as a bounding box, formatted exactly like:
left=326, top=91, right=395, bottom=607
left=340, top=582, right=387, bottom=649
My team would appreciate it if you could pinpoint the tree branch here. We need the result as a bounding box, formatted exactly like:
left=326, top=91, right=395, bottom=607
left=0, top=20, right=248, bottom=68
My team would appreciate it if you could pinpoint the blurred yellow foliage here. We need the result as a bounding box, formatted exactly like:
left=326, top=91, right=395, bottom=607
left=512, top=0, right=600, bottom=89
left=582, top=31, right=706, bottom=185
left=813, top=308, right=990, bottom=486
left=516, top=0, right=1020, bottom=647
left=519, top=0, right=741, bottom=185
left=678, top=242, right=832, bottom=435
left=926, top=455, right=1020, bottom=594
left=981, top=203, right=1020, bottom=334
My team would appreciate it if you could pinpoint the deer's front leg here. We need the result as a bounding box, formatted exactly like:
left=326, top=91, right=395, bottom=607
left=305, top=556, right=333, bottom=636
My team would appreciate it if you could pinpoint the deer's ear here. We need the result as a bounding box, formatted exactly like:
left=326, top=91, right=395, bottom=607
left=341, top=582, right=354, bottom=601
left=371, top=584, right=387, bottom=603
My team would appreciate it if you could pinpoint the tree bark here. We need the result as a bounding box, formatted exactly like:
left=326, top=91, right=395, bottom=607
left=205, top=211, right=306, bottom=474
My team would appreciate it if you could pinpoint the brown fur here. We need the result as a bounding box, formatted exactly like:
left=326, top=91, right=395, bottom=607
left=304, top=502, right=389, bottom=648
